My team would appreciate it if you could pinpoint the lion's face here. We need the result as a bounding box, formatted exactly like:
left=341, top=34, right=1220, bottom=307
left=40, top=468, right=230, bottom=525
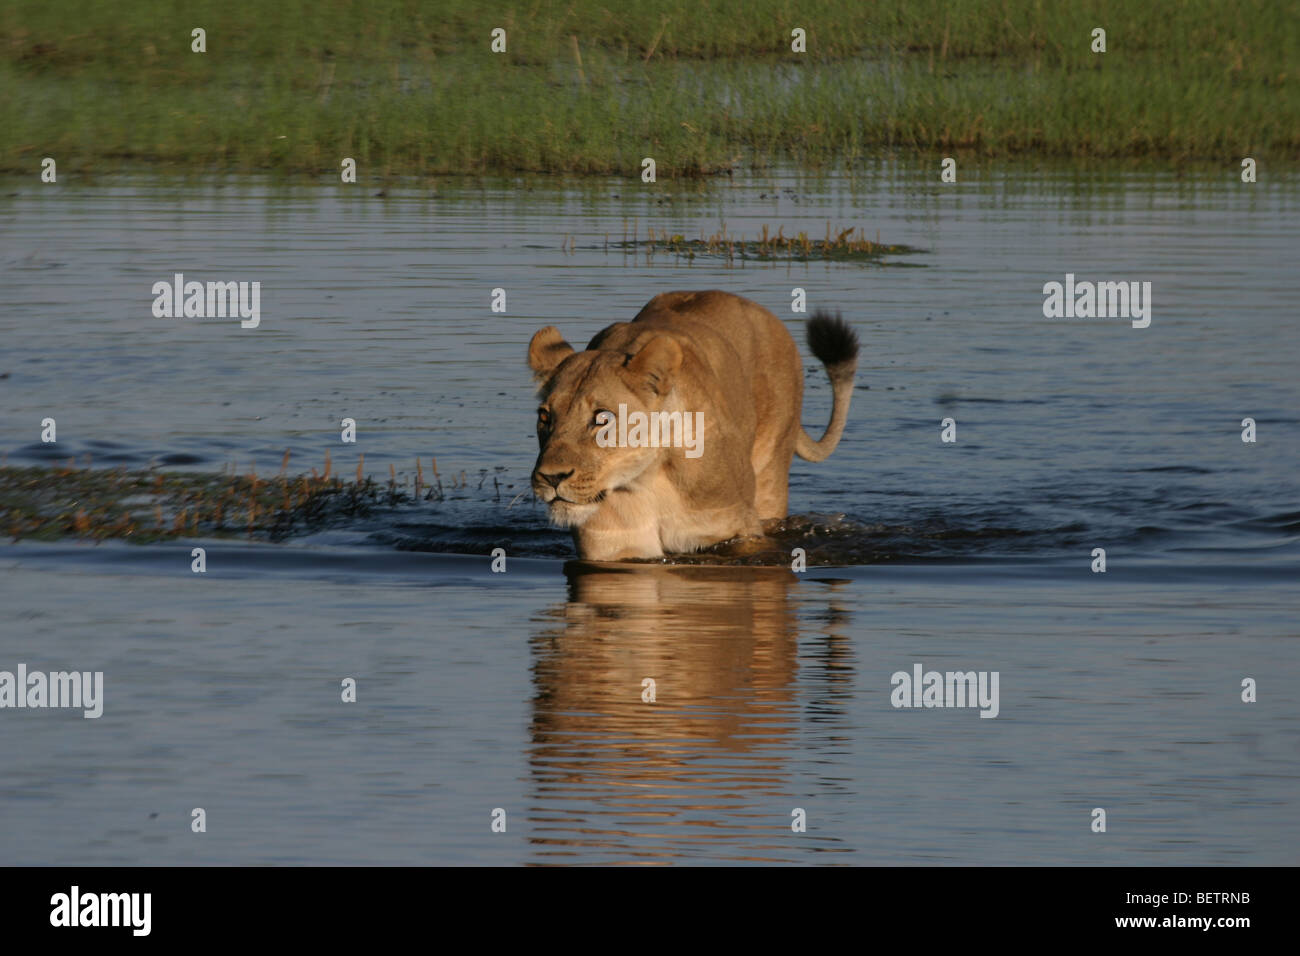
left=531, top=352, right=664, bottom=526
left=527, top=327, right=683, bottom=527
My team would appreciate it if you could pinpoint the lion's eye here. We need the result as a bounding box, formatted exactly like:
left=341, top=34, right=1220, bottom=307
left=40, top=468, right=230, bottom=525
left=592, top=409, right=614, bottom=428
left=537, top=408, right=551, bottom=429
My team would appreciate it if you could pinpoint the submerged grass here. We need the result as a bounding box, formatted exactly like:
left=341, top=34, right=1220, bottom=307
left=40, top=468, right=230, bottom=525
left=608, top=223, right=922, bottom=264
left=1, top=0, right=1294, bottom=174
left=0, top=456, right=518, bottom=544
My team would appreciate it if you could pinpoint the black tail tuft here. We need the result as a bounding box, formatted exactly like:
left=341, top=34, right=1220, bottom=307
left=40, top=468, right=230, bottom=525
left=806, top=311, right=859, bottom=369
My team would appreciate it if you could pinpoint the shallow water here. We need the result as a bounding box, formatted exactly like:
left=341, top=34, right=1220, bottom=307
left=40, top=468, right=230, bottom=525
left=1, top=166, right=1297, bottom=864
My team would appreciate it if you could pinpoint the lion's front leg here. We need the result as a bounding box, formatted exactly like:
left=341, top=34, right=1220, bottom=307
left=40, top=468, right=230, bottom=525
left=571, top=488, right=664, bottom=560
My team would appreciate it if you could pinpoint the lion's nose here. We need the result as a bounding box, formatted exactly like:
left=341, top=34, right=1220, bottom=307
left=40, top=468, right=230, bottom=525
left=536, top=469, right=573, bottom=489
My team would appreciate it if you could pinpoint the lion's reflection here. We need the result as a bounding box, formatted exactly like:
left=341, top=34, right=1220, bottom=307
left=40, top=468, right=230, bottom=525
left=525, top=561, right=853, bottom=862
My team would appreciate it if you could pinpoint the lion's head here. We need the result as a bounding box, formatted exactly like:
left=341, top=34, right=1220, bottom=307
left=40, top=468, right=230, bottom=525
left=527, top=326, right=684, bottom=527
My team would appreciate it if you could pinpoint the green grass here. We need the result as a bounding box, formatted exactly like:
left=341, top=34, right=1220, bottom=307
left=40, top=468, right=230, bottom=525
left=1, top=0, right=1295, bottom=174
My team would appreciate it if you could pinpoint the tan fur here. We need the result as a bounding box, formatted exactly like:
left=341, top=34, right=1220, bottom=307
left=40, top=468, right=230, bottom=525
left=527, top=291, right=855, bottom=560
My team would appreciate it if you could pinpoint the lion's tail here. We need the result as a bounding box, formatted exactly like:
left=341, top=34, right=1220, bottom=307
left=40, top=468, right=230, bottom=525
left=794, top=312, right=859, bottom=463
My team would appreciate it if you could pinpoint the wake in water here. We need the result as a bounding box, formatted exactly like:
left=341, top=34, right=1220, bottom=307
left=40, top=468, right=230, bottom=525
left=4, top=457, right=1296, bottom=568
left=368, top=498, right=1300, bottom=567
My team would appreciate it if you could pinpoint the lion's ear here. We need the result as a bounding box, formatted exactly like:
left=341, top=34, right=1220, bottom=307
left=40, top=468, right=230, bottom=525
left=528, top=326, right=575, bottom=381
left=623, top=335, right=682, bottom=396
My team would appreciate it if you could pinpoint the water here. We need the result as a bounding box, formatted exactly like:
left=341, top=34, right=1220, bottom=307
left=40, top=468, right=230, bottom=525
left=1, top=166, right=1297, bottom=864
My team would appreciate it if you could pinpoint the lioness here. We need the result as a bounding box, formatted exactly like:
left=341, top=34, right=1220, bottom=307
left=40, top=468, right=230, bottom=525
left=527, top=290, right=858, bottom=561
